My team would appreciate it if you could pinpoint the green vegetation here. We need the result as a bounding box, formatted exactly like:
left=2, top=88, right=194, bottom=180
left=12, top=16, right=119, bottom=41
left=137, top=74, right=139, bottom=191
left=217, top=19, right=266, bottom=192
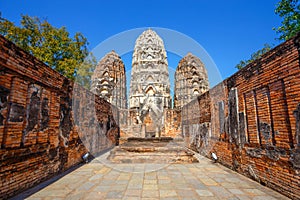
left=75, top=53, right=97, bottom=89
left=0, top=14, right=96, bottom=84
left=235, top=44, right=272, bottom=70
left=236, top=0, right=300, bottom=70
left=275, top=0, right=300, bottom=40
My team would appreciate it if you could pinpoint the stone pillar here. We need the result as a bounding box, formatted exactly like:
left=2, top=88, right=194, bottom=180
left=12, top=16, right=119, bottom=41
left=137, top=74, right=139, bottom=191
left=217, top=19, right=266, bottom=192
left=155, top=127, right=159, bottom=137
left=239, top=112, right=246, bottom=145
left=141, top=124, right=146, bottom=138
left=218, top=101, right=225, bottom=134
left=228, top=88, right=239, bottom=145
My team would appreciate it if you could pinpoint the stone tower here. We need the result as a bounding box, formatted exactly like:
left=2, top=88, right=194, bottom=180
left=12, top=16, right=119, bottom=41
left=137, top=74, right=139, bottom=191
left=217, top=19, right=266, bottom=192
left=91, top=50, right=127, bottom=109
left=128, top=29, right=171, bottom=137
left=129, top=29, right=171, bottom=109
left=174, top=53, right=209, bottom=108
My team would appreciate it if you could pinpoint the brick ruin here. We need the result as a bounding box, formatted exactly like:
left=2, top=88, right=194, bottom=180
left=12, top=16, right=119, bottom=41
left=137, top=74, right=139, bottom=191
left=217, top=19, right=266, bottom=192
left=0, top=31, right=300, bottom=199
left=126, top=29, right=172, bottom=138
left=182, top=34, right=300, bottom=199
left=174, top=52, right=209, bottom=108
left=0, top=35, right=119, bottom=199
left=91, top=50, right=127, bottom=109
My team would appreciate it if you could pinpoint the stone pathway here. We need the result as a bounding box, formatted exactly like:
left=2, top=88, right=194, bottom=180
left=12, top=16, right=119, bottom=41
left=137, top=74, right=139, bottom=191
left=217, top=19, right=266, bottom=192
left=21, top=154, right=289, bottom=200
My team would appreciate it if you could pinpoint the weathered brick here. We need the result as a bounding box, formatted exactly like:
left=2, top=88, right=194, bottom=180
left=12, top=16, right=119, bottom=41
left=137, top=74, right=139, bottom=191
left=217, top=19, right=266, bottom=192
left=0, top=35, right=119, bottom=199
left=183, top=34, right=300, bottom=199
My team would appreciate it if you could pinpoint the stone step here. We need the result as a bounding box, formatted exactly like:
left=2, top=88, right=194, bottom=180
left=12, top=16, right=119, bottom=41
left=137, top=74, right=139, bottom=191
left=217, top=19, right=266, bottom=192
left=108, top=154, right=198, bottom=164
left=126, top=137, right=174, bottom=142
left=107, top=148, right=198, bottom=163
left=118, top=146, right=187, bottom=153
left=111, top=153, right=194, bottom=158
left=107, top=137, right=197, bottom=164
left=119, top=140, right=185, bottom=147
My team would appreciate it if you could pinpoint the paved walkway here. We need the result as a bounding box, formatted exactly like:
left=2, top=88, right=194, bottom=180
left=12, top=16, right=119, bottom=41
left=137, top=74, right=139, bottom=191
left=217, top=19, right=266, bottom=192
left=22, top=153, right=289, bottom=200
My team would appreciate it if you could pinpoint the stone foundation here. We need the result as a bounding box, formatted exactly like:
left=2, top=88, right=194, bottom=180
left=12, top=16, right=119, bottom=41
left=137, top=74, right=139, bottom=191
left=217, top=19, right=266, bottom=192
left=107, top=137, right=198, bottom=163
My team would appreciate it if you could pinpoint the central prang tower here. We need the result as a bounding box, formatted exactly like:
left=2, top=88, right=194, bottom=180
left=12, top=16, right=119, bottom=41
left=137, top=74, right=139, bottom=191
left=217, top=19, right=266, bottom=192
left=129, top=29, right=171, bottom=109
left=129, top=29, right=171, bottom=137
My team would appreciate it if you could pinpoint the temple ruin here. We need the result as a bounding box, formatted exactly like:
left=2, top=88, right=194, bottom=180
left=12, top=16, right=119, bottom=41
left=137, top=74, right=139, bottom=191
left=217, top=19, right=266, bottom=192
left=92, top=29, right=208, bottom=138
left=174, top=52, right=209, bottom=108
left=91, top=50, right=127, bottom=109
left=1, top=30, right=300, bottom=199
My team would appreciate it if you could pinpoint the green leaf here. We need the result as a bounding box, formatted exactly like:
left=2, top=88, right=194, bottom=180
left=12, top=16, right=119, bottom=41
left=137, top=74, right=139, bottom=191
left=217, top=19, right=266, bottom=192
left=0, top=14, right=92, bottom=81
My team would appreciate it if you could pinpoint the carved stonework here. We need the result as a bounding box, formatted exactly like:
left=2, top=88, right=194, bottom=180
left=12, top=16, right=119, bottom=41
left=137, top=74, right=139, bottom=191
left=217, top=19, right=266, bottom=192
left=174, top=53, right=209, bottom=108
left=128, top=29, right=171, bottom=137
left=129, top=29, right=171, bottom=110
left=91, top=50, right=127, bottom=109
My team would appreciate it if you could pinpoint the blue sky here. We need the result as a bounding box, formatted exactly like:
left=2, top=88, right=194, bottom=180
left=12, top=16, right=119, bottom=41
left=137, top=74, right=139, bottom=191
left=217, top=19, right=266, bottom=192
left=1, top=0, right=282, bottom=86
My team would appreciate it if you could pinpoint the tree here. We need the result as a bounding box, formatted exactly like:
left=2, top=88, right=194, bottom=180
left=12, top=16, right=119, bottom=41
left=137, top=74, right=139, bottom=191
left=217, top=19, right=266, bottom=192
left=274, top=0, right=300, bottom=41
left=235, top=44, right=272, bottom=70
left=76, top=53, right=97, bottom=90
left=235, top=0, right=300, bottom=70
left=0, top=14, right=94, bottom=80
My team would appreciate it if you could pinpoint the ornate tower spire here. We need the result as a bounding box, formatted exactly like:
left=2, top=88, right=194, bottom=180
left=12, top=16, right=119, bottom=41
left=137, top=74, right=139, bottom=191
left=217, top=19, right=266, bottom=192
left=129, top=29, right=171, bottom=109
left=128, top=29, right=171, bottom=137
left=174, top=52, right=209, bottom=108
left=91, top=50, right=127, bottom=109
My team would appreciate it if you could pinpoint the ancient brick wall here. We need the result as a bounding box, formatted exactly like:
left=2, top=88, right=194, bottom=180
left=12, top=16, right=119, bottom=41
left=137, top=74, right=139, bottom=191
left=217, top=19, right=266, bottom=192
left=0, top=35, right=119, bottom=199
left=183, top=34, right=300, bottom=199
left=161, top=109, right=182, bottom=138
left=120, top=108, right=182, bottom=139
